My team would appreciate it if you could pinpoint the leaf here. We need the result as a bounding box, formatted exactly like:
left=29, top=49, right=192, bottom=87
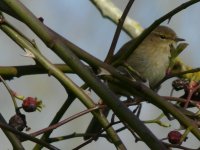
left=171, top=42, right=188, bottom=59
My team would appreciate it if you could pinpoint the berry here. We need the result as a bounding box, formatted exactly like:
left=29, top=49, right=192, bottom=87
left=168, top=130, right=182, bottom=144
left=9, top=114, right=27, bottom=131
left=38, top=17, right=44, bottom=22
left=172, top=79, right=189, bottom=91
left=22, top=97, right=37, bottom=112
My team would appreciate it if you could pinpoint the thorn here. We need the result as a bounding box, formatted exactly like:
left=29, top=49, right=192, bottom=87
left=97, top=68, right=111, bottom=76
left=21, top=48, right=35, bottom=58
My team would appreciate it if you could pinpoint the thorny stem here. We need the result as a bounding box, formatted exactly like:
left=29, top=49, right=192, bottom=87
left=0, top=76, right=17, bottom=109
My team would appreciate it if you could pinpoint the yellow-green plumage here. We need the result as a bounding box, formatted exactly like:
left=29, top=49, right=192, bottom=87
left=125, top=26, right=178, bottom=88
left=84, top=26, right=184, bottom=140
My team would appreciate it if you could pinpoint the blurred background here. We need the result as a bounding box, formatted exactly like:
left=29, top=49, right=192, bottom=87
left=0, top=0, right=200, bottom=149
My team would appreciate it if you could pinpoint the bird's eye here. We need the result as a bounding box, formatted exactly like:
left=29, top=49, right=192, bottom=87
left=159, top=34, right=166, bottom=39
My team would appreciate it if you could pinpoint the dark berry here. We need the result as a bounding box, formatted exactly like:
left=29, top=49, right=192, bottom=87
left=9, top=114, right=27, bottom=131
left=168, top=130, right=182, bottom=144
left=172, top=79, right=189, bottom=91
left=38, top=17, right=44, bottom=22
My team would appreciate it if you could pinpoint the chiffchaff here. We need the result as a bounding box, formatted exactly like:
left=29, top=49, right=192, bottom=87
left=84, top=26, right=184, bottom=140
left=124, top=26, right=184, bottom=88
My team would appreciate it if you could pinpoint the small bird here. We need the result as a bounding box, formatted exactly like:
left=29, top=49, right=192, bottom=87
left=84, top=25, right=184, bottom=140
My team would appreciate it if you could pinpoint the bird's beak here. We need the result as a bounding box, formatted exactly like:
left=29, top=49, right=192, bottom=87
left=175, top=37, right=185, bottom=42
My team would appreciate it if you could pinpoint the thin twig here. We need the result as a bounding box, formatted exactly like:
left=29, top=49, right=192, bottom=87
left=170, top=67, right=200, bottom=78
left=105, top=0, right=135, bottom=63
left=48, top=132, right=107, bottom=143
left=163, top=142, right=199, bottom=150
left=73, top=120, right=122, bottom=150
left=38, top=84, right=88, bottom=144
left=30, top=106, right=103, bottom=137
left=90, top=0, right=143, bottom=38
left=184, top=83, right=200, bottom=108
left=162, top=96, right=199, bottom=107
left=0, top=76, right=17, bottom=109
left=156, top=67, right=200, bottom=87
left=0, top=122, right=59, bottom=150
left=112, top=0, right=200, bottom=66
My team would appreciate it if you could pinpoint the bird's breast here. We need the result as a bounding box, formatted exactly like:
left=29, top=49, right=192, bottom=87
left=126, top=44, right=171, bottom=87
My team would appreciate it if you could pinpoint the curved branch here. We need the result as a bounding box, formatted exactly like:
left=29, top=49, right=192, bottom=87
left=90, top=0, right=143, bottom=38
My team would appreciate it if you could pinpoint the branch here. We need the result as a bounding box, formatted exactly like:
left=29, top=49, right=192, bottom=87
left=0, top=114, right=24, bottom=150
left=0, top=12, right=124, bottom=149
left=1, top=0, right=200, bottom=149
left=104, top=75, right=200, bottom=140
left=0, top=1, right=171, bottom=149
left=90, top=0, right=143, bottom=38
left=105, top=0, right=135, bottom=63
left=0, top=114, right=59, bottom=150
left=30, top=106, right=100, bottom=137
left=0, top=64, right=72, bottom=80
left=111, top=0, right=200, bottom=66
left=91, top=0, right=200, bottom=83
